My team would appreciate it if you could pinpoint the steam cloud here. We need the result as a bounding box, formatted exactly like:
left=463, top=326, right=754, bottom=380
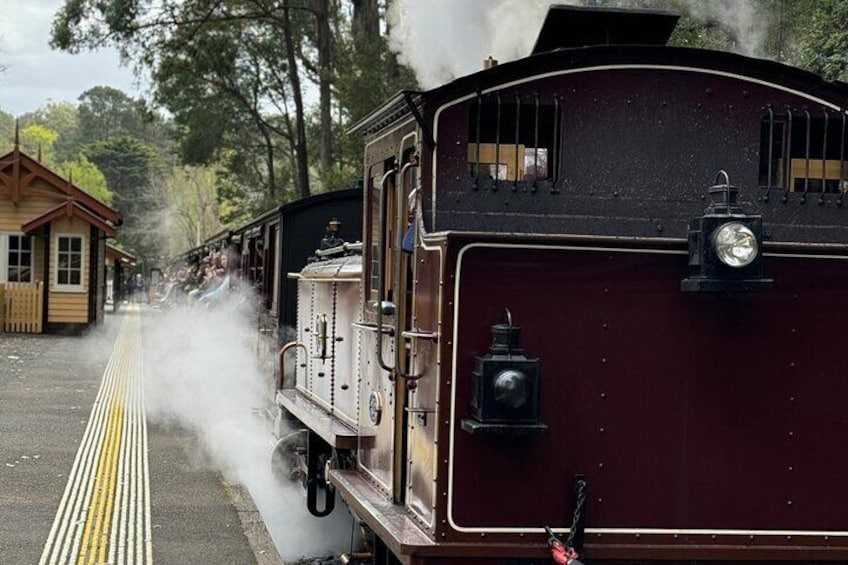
left=387, top=0, right=768, bottom=90
left=142, top=294, right=354, bottom=561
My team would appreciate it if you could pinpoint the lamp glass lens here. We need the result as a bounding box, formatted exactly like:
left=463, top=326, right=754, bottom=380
left=713, top=222, right=758, bottom=267
left=494, top=369, right=529, bottom=408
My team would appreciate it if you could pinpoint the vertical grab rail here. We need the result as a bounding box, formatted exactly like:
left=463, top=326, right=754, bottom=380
left=782, top=108, right=794, bottom=201
left=802, top=109, right=812, bottom=201
left=513, top=94, right=521, bottom=193
left=375, top=167, right=398, bottom=374
left=840, top=111, right=847, bottom=207
left=765, top=105, right=775, bottom=202
left=820, top=110, right=829, bottom=204
left=277, top=341, right=308, bottom=391
left=394, top=158, right=424, bottom=380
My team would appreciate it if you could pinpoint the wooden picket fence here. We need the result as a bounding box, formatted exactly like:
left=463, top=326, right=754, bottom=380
left=0, top=281, right=44, bottom=333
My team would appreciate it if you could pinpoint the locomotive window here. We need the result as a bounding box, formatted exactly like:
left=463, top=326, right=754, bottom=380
left=759, top=110, right=848, bottom=194
left=467, top=95, right=560, bottom=186
left=367, top=157, right=397, bottom=305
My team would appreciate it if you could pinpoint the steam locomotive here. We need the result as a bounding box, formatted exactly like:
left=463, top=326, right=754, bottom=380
left=272, top=5, right=848, bottom=564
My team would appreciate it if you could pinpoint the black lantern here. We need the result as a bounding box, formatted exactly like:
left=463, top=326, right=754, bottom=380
left=461, top=311, right=547, bottom=436
left=681, top=171, right=773, bottom=292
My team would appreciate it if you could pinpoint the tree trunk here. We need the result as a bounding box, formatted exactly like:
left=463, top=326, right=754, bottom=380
left=282, top=0, right=310, bottom=199
left=314, top=0, right=333, bottom=177
left=352, top=0, right=379, bottom=40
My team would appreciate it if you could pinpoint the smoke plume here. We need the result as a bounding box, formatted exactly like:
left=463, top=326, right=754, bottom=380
left=142, top=294, right=355, bottom=561
left=387, top=0, right=769, bottom=90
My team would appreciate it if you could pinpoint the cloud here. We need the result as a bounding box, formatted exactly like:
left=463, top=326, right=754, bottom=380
left=0, top=0, right=142, bottom=115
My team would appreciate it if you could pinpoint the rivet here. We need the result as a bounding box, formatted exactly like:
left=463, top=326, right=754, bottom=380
left=789, top=361, right=795, bottom=368
left=598, top=462, right=604, bottom=468
left=599, top=427, right=605, bottom=433
left=602, top=323, right=608, bottom=329
left=597, top=498, right=603, bottom=503
left=788, top=466, right=793, bottom=472
left=600, top=392, right=607, bottom=399
left=787, top=500, right=793, bottom=505
left=789, top=431, right=795, bottom=437
left=601, top=358, right=607, bottom=364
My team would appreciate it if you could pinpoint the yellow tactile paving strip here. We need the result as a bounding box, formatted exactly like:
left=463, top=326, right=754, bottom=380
left=40, top=306, right=152, bottom=565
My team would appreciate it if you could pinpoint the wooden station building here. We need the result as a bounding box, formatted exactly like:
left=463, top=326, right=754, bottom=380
left=0, top=130, right=121, bottom=334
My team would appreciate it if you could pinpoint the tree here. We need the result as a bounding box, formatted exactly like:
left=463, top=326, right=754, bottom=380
left=61, top=154, right=112, bottom=204
left=84, top=136, right=167, bottom=265
left=792, top=0, right=848, bottom=81
left=162, top=165, right=223, bottom=254
left=20, top=124, right=59, bottom=165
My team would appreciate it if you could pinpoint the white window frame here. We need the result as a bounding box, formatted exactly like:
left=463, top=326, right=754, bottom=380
left=54, top=233, right=85, bottom=292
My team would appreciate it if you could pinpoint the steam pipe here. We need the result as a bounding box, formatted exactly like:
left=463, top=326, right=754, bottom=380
left=277, top=341, right=308, bottom=391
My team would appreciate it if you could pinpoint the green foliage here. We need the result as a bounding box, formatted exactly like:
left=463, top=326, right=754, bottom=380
left=0, top=109, right=16, bottom=154
left=84, top=136, right=167, bottom=264
left=62, top=154, right=112, bottom=204
left=793, top=0, right=848, bottom=81
left=20, top=124, right=59, bottom=165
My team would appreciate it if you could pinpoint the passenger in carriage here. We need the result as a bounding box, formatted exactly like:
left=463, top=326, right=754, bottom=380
left=198, top=251, right=232, bottom=306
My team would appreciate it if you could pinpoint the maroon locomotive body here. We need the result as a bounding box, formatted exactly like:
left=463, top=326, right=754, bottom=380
left=276, top=5, right=848, bottom=564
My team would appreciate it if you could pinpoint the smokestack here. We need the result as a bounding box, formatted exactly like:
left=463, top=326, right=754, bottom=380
left=484, top=55, right=498, bottom=69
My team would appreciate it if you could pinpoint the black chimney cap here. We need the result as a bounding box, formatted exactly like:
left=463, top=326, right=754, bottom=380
left=531, top=4, right=680, bottom=55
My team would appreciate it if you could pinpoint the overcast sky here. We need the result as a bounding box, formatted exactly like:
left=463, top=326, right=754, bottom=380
left=0, top=0, right=143, bottom=116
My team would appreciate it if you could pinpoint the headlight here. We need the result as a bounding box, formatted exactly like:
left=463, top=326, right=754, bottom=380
left=493, top=369, right=529, bottom=408
left=713, top=222, right=758, bottom=267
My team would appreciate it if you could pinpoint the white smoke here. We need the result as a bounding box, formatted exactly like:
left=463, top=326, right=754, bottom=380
left=142, top=294, right=355, bottom=561
left=676, top=0, right=766, bottom=56
left=387, top=0, right=559, bottom=89
left=387, top=0, right=769, bottom=90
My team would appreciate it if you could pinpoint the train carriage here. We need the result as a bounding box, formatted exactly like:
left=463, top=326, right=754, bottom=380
left=275, top=5, right=848, bottom=564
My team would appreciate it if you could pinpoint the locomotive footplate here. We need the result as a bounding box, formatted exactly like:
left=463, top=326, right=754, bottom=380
left=276, top=388, right=374, bottom=449
left=329, top=468, right=435, bottom=563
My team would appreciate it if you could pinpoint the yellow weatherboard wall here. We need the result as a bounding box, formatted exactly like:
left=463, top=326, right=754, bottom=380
left=48, top=216, right=89, bottom=324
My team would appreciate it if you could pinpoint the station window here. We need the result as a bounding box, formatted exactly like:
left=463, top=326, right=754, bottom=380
left=467, top=94, right=561, bottom=186
left=55, top=234, right=84, bottom=291
left=2, top=234, right=32, bottom=283
left=759, top=109, right=848, bottom=193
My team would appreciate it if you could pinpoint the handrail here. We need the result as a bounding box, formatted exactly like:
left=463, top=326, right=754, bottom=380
left=352, top=321, right=395, bottom=335
left=375, top=167, right=398, bottom=374
left=277, top=341, right=308, bottom=391
left=394, top=157, right=428, bottom=381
